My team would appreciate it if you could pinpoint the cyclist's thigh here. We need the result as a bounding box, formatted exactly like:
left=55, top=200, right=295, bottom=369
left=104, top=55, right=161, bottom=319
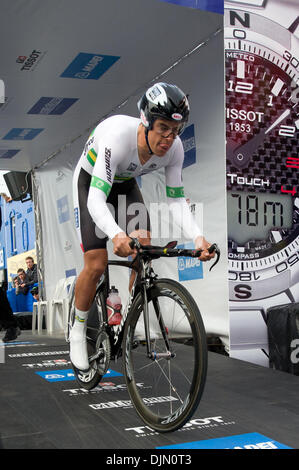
left=115, top=179, right=151, bottom=235
left=74, top=168, right=109, bottom=252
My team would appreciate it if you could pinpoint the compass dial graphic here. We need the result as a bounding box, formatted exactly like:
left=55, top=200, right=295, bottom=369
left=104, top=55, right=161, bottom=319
left=226, top=45, right=299, bottom=261
left=225, top=8, right=299, bottom=301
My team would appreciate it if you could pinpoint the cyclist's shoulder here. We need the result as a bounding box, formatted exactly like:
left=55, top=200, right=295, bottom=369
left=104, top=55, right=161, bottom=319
left=94, top=114, right=140, bottom=137
left=165, top=137, right=184, bottom=166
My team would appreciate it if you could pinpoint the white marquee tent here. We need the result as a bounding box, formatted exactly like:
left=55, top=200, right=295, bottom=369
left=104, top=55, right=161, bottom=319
left=0, top=0, right=229, bottom=347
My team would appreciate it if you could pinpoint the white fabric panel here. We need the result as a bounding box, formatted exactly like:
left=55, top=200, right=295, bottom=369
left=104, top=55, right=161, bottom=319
left=35, top=139, right=85, bottom=301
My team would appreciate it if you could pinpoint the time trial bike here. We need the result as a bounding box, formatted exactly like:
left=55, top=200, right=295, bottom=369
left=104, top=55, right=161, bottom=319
left=66, top=239, right=220, bottom=433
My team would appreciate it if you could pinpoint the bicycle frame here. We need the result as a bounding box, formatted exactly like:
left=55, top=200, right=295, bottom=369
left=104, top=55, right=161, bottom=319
left=93, top=240, right=220, bottom=361
left=95, top=257, right=158, bottom=359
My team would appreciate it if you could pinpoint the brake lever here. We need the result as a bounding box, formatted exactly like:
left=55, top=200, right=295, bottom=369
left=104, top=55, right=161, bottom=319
left=208, top=243, right=220, bottom=271
left=129, top=237, right=141, bottom=250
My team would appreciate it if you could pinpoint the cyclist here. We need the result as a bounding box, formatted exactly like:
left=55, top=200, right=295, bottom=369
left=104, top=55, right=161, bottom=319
left=71, top=82, right=215, bottom=371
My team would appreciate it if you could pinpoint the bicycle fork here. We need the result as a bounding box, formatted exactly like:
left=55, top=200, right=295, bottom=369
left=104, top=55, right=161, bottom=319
left=141, top=277, right=175, bottom=361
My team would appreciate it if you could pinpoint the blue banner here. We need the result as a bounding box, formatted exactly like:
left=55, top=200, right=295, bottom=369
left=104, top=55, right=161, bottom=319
left=61, top=52, right=120, bottom=80
left=28, top=97, right=78, bottom=115
left=158, top=432, right=292, bottom=449
left=0, top=149, right=20, bottom=159
left=36, top=368, right=122, bottom=382
left=3, top=128, right=43, bottom=140
left=159, top=0, right=223, bottom=14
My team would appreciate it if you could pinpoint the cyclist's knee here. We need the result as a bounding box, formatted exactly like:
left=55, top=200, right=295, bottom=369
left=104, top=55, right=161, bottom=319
left=83, top=250, right=107, bottom=280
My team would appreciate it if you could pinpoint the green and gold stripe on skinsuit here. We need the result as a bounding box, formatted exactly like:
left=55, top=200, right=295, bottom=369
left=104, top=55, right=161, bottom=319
left=166, top=186, right=185, bottom=198
left=90, top=175, right=111, bottom=197
left=87, top=148, right=97, bottom=167
left=114, top=175, right=133, bottom=181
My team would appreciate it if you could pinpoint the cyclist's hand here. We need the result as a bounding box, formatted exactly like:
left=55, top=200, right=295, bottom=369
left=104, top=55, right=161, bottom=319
left=194, top=236, right=215, bottom=262
left=112, top=232, right=135, bottom=257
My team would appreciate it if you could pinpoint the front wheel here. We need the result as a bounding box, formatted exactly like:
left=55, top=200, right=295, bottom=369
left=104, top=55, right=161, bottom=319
left=123, top=279, right=207, bottom=433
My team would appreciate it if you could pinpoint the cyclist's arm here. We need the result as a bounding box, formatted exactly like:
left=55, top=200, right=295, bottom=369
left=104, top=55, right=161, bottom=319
left=87, top=137, right=124, bottom=240
left=164, top=141, right=202, bottom=242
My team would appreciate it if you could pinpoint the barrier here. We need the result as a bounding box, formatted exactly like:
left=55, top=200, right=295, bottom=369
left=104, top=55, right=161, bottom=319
left=7, top=284, right=38, bottom=314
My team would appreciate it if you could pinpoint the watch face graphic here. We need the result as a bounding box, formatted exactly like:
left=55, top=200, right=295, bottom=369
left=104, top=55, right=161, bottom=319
left=225, top=7, right=299, bottom=302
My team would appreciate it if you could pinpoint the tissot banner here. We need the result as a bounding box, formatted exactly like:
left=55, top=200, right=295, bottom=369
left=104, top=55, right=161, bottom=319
left=225, top=0, right=299, bottom=366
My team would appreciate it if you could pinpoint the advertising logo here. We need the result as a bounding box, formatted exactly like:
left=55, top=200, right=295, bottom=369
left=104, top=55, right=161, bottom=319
left=63, top=382, right=149, bottom=397
left=3, top=128, right=43, bottom=140
left=177, top=242, right=203, bottom=282
left=8, top=350, right=68, bottom=358
left=28, top=97, right=78, bottom=115
left=61, top=53, right=120, bottom=80
left=0, top=149, right=20, bottom=159
left=74, top=207, right=79, bottom=229
left=181, top=124, right=196, bottom=169
left=57, top=195, right=70, bottom=224
left=90, top=396, right=177, bottom=410
left=16, top=50, right=46, bottom=71
left=22, top=358, right=71, bottom=369
left=36, top=369, right=75, bottom=382
left=125, top=415, right=236, bottom=438
left=36, top=368, right=122, bottom=382
left=157, top=432, right=292, bottom=449
left=1, top=341, right=38, bottom=349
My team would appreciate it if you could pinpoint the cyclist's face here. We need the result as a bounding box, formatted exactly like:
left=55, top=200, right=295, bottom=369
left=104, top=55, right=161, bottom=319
left=148, top=119, right=182, bottom=156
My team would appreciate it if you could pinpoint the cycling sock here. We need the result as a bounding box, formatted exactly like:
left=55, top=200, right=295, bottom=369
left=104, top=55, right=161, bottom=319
left=73, top=308, right=88, bottom=329
left=70, top=309, right=89, bottom=371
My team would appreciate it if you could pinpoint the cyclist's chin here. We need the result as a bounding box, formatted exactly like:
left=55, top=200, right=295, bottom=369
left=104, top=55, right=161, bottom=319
left=154, top=144, right=170, bottom=156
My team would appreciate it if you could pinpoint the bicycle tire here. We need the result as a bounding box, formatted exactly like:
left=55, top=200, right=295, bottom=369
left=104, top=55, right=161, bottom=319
left=70, top=290, right=111, bottom=390
left=123, top=279, right=207, bottom=433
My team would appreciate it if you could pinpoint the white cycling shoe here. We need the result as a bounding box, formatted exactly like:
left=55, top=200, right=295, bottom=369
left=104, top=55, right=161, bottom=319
left=69, top=325, right=89, bottom=371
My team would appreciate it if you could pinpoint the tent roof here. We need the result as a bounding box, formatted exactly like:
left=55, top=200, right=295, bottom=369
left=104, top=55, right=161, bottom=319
left=0, top=0, right=222, bottom=172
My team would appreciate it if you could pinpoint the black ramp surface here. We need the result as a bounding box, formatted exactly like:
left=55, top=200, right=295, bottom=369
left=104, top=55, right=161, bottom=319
left=0, top=332, right=298, bottom=449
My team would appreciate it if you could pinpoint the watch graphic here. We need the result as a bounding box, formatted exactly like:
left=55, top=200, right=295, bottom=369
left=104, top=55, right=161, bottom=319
left=224, top=0, right=299, bottom=365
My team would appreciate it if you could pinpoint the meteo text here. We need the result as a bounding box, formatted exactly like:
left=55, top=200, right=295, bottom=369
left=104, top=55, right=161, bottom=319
left=226, top=52, right=255, bottom=62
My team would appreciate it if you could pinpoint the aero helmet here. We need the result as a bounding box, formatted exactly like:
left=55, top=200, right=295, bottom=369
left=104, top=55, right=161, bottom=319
left=138, top=82, right=189, bottom=134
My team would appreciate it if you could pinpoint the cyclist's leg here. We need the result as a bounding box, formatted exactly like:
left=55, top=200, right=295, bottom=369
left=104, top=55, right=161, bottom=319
left=70, top=249, right=108, bottom=371
left=72, top=167, right=109, bottom=370
left=75, top=249, right=108, bottom=312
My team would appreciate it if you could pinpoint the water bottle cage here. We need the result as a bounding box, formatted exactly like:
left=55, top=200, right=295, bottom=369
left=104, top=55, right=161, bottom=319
left=107, top=305, right=122, bottom=315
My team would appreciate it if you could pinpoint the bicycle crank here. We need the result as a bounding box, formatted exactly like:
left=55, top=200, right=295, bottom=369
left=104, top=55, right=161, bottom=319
left=92, top=330, right=111, bottom=375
